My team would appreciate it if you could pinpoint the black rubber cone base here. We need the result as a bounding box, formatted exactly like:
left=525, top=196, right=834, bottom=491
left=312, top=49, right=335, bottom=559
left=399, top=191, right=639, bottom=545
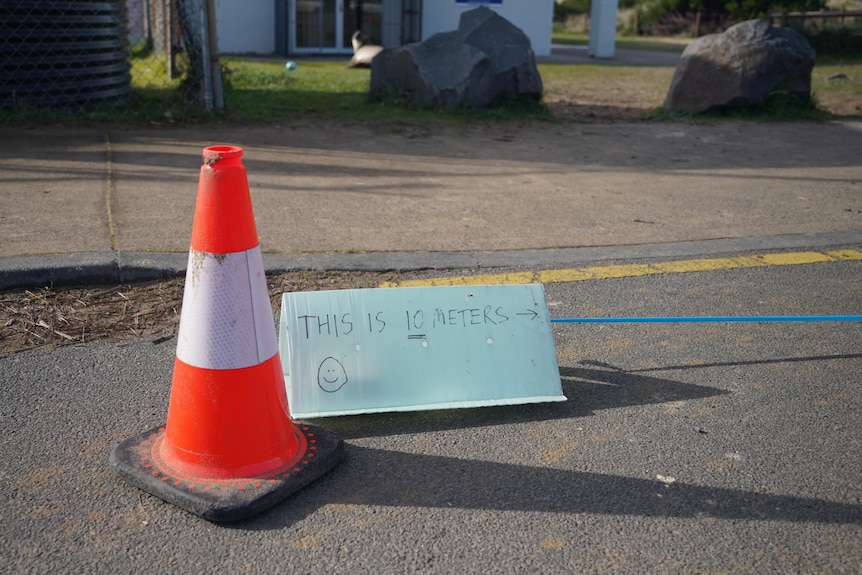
left=109, top=422, right=343, bottom=522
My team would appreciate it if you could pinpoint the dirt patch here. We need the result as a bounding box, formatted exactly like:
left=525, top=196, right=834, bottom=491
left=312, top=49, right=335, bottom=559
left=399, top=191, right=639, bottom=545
left=545, top=100, right=656, bottom=122
left=0, top=271, right=416, bottom=358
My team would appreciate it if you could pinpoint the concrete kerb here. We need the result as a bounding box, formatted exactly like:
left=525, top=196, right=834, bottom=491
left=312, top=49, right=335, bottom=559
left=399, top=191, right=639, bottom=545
left=0, top=252, right=187, bottom=292
left=2, top=230, right=861, bottom=292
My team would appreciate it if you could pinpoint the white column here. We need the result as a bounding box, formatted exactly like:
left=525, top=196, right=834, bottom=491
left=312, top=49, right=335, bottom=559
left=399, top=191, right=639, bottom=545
left=588, top=0, right=619, bottom=59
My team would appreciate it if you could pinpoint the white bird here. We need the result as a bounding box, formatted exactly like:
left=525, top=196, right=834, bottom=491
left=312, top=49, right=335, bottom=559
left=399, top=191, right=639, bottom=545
left=349, top=31, right=383, bottom=68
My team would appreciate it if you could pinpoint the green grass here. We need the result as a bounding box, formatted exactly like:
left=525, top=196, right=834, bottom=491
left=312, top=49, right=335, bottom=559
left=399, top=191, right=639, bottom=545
left=1, top=43, right=858, bottom=123
left=221, top=58, right=370, bottom=118
left=813, top=62, right=862, bottom=95
left=540, top=62, right=674, bottom=104
left=220, top=57, right=552, bottom=122
left=130, top=52, right=185, bottom=90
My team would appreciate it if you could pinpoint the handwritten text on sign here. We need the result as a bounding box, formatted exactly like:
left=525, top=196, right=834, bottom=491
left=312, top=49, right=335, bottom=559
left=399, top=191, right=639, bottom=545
left=295, top=304, right=533, bottom=339
left=279, top=284, right=565, bottom=418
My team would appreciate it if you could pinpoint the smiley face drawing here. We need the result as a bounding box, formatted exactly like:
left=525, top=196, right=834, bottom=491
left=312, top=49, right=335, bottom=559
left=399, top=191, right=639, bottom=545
left=317, top=356, right=348, bottom=393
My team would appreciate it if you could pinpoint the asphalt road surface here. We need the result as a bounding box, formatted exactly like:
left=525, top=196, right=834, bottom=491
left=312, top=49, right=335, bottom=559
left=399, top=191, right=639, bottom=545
left=2, top=252, right=860, bottom=574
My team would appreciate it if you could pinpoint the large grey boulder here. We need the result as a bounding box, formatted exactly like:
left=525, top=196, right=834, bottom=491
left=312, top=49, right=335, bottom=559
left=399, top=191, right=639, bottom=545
left=664, top=19, right=816, bottom=114
left=455, top=6, right=544, bottom=101
left=370, top=7, right=542, bottom=109
left=371, top=31, right=497, bottom=109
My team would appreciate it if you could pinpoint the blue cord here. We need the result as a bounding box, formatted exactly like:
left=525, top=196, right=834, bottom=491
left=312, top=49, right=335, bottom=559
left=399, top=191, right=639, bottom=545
left=551, top=315, right=862, bottom=323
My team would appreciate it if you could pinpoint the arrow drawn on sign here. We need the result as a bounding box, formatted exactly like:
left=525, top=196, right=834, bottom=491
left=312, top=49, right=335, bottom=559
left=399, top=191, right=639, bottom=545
left=516, top=309, right=539, bottom=320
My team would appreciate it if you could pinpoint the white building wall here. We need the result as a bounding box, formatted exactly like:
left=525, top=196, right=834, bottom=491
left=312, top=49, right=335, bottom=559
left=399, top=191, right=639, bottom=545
left=422, top=0, right=554, bottom=56
left=214, top=0, right=276, bottom=54
left=212, top=0, right=552, bottom=56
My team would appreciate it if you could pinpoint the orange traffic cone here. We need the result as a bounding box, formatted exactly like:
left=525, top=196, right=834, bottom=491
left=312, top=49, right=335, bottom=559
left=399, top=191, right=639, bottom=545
left=110, top=145, right=343, bottom=522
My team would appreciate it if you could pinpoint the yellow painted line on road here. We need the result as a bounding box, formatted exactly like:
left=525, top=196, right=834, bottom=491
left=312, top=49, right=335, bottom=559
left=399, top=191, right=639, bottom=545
left=379, top=248, right=862, bottom=288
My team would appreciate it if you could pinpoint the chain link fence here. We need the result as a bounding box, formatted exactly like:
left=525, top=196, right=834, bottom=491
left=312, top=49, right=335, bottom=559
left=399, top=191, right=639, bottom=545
left=0, top=0, right=223, bottom=120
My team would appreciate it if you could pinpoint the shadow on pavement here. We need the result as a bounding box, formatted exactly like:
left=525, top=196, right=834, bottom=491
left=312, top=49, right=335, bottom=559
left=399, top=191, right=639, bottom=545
left=608, top=352, right=862, bottom=373
left=307, top=364, right=727, bottom=440
left=233, top=357, right=860, bottom=531
left=237, top=444, right=862, bottom=531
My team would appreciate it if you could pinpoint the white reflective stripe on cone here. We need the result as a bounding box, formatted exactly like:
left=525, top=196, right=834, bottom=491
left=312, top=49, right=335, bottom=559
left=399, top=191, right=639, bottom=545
left=176, top=245, right=278, bottom=370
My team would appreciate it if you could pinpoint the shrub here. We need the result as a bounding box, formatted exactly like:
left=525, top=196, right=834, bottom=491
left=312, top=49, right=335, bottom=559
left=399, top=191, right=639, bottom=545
left=635, top=0, right=828, bottom=36
left=804, top=27, right=862, bottom=58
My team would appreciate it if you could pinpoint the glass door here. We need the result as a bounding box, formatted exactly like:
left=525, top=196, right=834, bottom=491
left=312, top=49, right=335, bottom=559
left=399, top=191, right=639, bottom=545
left=291, top=0, right=384, bottom=55
left=294, top=0, right=342, bottom=53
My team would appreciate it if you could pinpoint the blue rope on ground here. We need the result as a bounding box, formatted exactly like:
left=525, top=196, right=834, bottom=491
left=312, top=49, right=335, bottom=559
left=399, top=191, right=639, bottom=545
left=551, top=315, right=862, bottom=323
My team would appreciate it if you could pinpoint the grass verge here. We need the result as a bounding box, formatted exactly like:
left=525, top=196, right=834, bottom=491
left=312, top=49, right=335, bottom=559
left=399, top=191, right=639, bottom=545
left=1, top=43, right=858, bottom=123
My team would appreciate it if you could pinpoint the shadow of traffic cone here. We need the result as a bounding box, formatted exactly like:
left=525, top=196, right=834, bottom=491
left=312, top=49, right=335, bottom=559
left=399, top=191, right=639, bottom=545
left=110, top=145, right=343, bottom=522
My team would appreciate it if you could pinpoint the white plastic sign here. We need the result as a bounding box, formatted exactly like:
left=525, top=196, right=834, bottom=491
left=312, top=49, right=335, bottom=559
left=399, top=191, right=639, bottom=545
left=278, top=284, right=565, bottom=418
